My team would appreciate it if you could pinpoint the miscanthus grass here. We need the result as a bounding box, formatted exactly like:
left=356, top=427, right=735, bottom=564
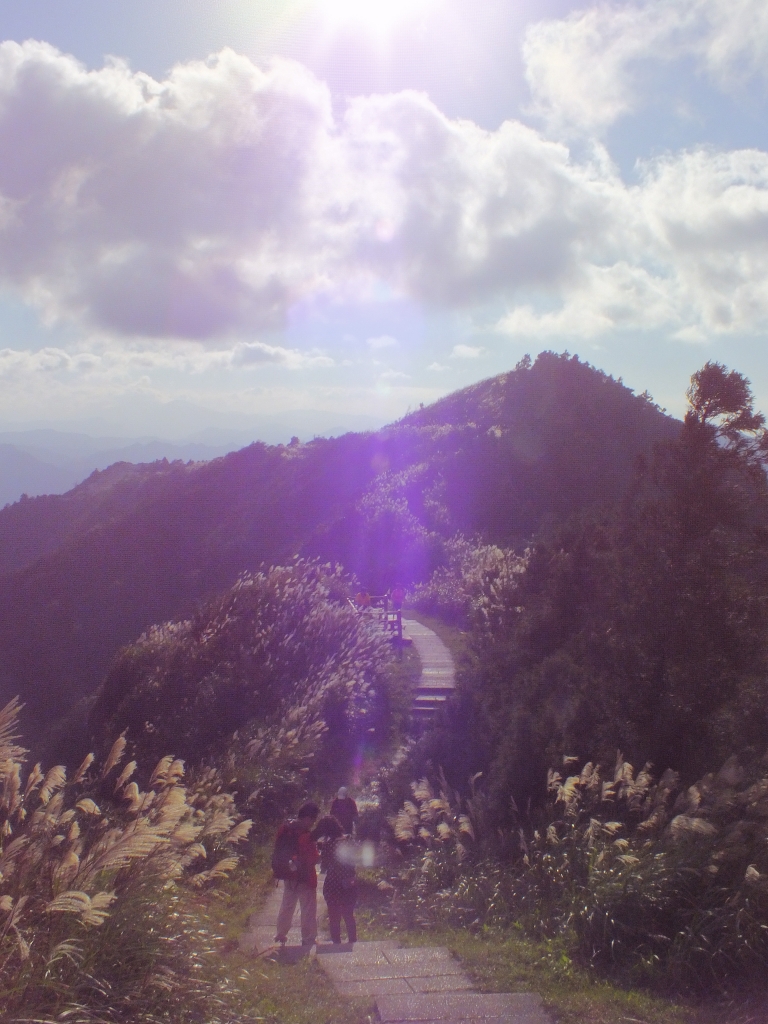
left=0, top=698, right=252, bottom=1023
left=376, top=752, right=768, bottom=995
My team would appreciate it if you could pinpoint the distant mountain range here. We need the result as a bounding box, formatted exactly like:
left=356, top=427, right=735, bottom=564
left=0, top=408, right=387, bottom=507
left=0, top=353, right=679, bottom=760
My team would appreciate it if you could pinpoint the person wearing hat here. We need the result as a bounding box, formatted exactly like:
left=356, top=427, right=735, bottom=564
left=330, top=786, right=358, bottom=836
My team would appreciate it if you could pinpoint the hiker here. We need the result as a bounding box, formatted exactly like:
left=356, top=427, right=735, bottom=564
left=390, top=584, right=405, bottom=611
left=314, top=815, right=357, bottom=945
left=272, top=801, right=320, bottom=946
left=330, top=786, right=358, bottom=836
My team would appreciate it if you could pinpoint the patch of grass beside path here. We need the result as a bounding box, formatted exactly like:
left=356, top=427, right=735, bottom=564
left=177, top=851, right=767, bottom=1024
left=357, top=914, right=768, bottom=1024
left=393, top=927, right=689, bottom=1024
left=356, top=917, right=687, bottom=1024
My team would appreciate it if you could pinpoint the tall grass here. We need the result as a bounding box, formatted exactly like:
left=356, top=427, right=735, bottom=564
left=0, top=698, right=251, bottom=1022
left=381, top=753, right=768, bottom=993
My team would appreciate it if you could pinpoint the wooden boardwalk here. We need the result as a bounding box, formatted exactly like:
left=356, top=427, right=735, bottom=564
left=401, top=617, right=455, bottom=720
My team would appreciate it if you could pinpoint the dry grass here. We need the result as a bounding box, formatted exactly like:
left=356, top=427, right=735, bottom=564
left=0, top=698, right=252, bottom=1022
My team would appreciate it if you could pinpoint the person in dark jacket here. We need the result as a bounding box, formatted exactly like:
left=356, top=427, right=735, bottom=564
left=314, top=815, right=357, bottom=944
left=274, top=801, right=320, bottom=946
left=330, top=786, right=358, bottom=835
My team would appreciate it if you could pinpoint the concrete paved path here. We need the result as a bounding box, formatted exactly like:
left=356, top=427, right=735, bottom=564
left=401, top=618, right=455, bottom=719
left=240, top=883, right=551, bottom=1024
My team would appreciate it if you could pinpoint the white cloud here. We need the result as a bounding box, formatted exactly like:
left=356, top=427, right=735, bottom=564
left=428, top=362, right=450, bottom=371
left=523, top=0, right=768, bottom=136
left=451, top=344, right=485, bottom=358
left=231, top=341, right=333, bottom=368
left=498, top=147, right=768, bottom=339
left=379, top=369, right=410, bottom=380
left=0, top=42, right=608, bottom=337
left=367, top=334, right=398, bottom=349
left=0, top=38, right=765, bottom=358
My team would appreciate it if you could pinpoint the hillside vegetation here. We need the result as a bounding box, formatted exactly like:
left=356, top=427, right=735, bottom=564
left=0, top=352, right=676, bottom=757
left=380, top=362, right=768, bottom=991
left=3, top=356, right=768, bottom=1013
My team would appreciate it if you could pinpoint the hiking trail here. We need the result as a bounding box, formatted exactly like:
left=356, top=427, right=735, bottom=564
left=239, top=617, right=551, bottom=1023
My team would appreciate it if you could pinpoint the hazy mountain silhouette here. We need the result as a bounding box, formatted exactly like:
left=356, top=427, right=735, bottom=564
left=0, top=354, right=678, bottom=758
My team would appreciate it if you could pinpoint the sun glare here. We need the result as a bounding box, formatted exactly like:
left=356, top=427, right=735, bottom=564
left=315, top=0, right=437, bottom=38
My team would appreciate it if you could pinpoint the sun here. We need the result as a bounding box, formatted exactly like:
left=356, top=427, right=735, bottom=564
left=314, top=0, right=437, bottom=38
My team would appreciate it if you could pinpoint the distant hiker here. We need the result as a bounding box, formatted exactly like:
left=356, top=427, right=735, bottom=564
left=330, top=786, right=358, bottom=836
left=314, top=815, right=357, bottom=945
left=390, top=585, right=405, bottom=611
left=355, top=590, right=371, bottom=609
left=272, top=801, right=320, bottom=946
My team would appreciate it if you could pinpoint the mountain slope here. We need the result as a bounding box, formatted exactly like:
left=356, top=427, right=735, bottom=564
left=0, top=353, right=678, bottom=757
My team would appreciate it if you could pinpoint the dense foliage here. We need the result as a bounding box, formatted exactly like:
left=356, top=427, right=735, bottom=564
left=408, top=362, right=768, bottom=815
left=0, top=699, right=251, bottom=1023
left=0, top=353, right=675, bottom=758
left=410, top=536, right=526, bottom=626
left=381, top=751, right=768, bottom=993
left=90, top=559, right=393, bottom=778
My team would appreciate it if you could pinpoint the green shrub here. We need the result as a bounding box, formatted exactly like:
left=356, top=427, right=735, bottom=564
left=410, top=536, right=525, bottom=627
left=90, top=559, right=393, bottom=774
left=383, top=753, right=768, bottom=993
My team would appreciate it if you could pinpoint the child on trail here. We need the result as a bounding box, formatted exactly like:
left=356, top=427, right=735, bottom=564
left=330, top=786, right=358, bottom=836
left=314, top=815, right=357, bottom=945
left=273, top=801, right=320, bottom=946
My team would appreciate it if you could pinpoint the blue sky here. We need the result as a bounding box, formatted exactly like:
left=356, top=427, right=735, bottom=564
left=0, top=0, right=766, bottom=437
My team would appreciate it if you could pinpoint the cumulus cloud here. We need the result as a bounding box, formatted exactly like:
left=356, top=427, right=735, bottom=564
left=231, top=341, right=333, bottom=368
left=0, top=41, right=611, bottom=337
left=499, top=147, right=768, bottom=339
left=451, top=344, right=485, bottom=358
left=0, top=37, right=765, bottom=354
left=524, top=0, right=768, bottom=135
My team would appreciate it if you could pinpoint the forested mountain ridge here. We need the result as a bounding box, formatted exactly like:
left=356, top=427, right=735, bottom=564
left=0, top=459, right=199, bottom=576
left=0, top=353, right=677, bottom=757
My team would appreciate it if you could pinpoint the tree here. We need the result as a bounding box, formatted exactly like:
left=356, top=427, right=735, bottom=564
left=686, top=360, right=768, bottom=462
left=452, top=363, right=768, bottom=817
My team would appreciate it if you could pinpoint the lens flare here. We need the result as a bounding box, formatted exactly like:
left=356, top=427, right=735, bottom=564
left=315, top=0, right=437, bottom=37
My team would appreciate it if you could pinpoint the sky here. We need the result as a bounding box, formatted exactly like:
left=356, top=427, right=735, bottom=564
left=0, top=0, right=766, bottom=438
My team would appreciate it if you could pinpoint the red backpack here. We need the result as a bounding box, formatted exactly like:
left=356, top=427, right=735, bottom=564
left=271, top=821, right=301, bottom=880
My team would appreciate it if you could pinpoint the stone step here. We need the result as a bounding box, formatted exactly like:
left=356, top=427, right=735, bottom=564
left=318, top=943, right=475, bottom=999
left=376, top=992, right=550, bottom=1023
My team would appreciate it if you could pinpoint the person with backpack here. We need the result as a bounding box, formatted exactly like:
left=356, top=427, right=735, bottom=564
left=314, top=815, right=357, bottom=945
left=272, top=801, right=320, bottom=946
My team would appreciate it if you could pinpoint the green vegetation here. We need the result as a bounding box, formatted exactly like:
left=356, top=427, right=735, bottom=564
left=378, top=755, right=768, bottom=993
left=405, top=361, right=768, bottom=809
left=371, top=361, right=768, bottom=999
left=0, top=352, right=676, bottom=761
left=2, top=356, right=768, bottom=1017
left=0, top=698, right=253, bottom=1023
left=90, top=559, right=392, bottom=778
